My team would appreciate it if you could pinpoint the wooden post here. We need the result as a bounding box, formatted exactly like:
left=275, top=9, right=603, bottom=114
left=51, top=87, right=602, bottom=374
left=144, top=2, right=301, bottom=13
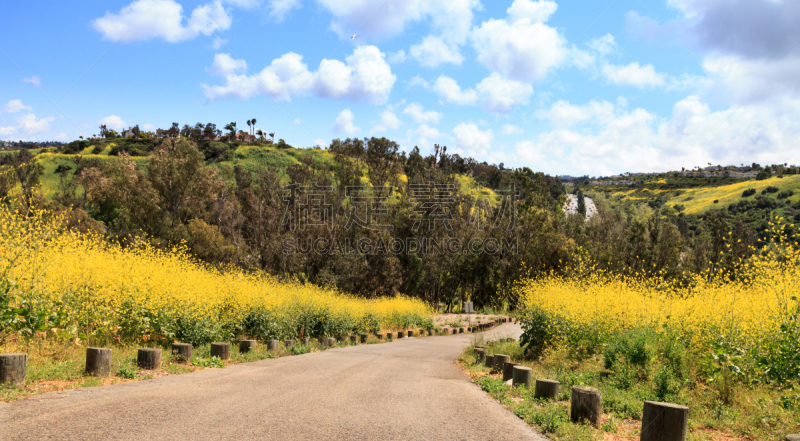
left=398, top=331, right=405, bottom=339
left=485, top=355, right=495, bottom=368
left=408, top=330, right=414, bottom=337
left=493, top=354, right=510, bottom=372
left=640, top=401, right=689, bottom=441
left=239, top=340, right=256, bottom=354
left=137, top=348, right=161, bottom=370
left=459, top=327, right=465, bottom=333
left=512, top=365, right=532, bottom=389
left=284, top=340, right=295, bottom=348
left=441, top=327, right=449, bottom=335
left=475, top=348, right=485, bottom=363
left=302, top=338, right=310, bottom=346
left=267, top=339, right=279, bottom=351
left=360, top=333, right=368, bottom=343
left=419, top=329, right=425, bottom=337
left=349, top=335, right=357, bottom=343
left=318, top=337, right=328, bottom=347
left=210, top=342, right=230, bottom=360
left=376, top=333, right=383, bottom=340
left=172, top=343, right=192, bottom=362
left=571, top=386, right=602, bottom=427
left=0, top=353, right=27, bottom=385
left=328, top=337, right=336, bottom=346
left=427, top=329, right=433, bottom=336
left=452, top=328, right=458, bottom=335
left=337, top=335, right=346, bottom=343
left=502, top=362, right=518, bottom=381
left=387, top=332, right=393, bottom=340
left=85, top=348, right=112, bottom=377
left=534, top=379, right=560, bottom=401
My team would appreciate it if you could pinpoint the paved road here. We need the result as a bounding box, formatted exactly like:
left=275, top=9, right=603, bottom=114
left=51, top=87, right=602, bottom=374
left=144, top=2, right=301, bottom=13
left=0, top=323, right=546, bottom=440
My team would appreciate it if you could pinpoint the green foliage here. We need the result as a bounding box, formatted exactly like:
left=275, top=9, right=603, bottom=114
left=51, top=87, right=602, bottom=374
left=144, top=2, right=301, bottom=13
left=193, top=355, right=225, bottom=368
left=290, top=344, right=310, bottom=355
left=117, top=365, right=137, bottom=379
left=742, top=188, right=756, bottom=197
left=603, top=329, right=656, bottom=383
left=519, top=307, right=558, bottom=358
left=758, top=298, right=800, bottom=386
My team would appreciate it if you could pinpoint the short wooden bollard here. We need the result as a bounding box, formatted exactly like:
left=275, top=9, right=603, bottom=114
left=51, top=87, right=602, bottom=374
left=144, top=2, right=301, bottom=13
left=502, top=362, right=518, bottom=381
left=571, top=386, right=602, bottom=427
left=376, top=333, right=383, bottom=340
left=284, top=340, right=295, bottom=348
left=485, top=354, right=495, bottom=368
left=494, top=354, right=510, bottom=372
left=85, top=348, right=112, bottom=377
left=360, top=333, right=368, bottom=343
left=640, top=401, right=689, bottom=441
left=328, top=338, right=336, bottom=346
left=427, top=329, right=433, bottom=336
left=441, top=327, right=449, bottom=334
left=459, top=327, right=465, bottom=333
left=408, top=330, right=414, bottom=337
left=349, top=335, right=357, bottom=343
left=172, top=343, right=192, bottom=362
left=337, top=335, right=346, bottom=343
left=267, top=339, right=280, bottom=351
left=534, top=379, right=559, bottom=401
left=318, top=337, right=328, bottom=347
left=452, top=328, right=458, bottom=335
left=398, top=331, right=405, bottom=339
left=239, top=340, right=256, bottom=354
left=0, top=353, right=27, bottom=385
left=387, top=332, right=393, bottom=340
left=211, top=342, right=230, bottom=360
left=302, top=338, right=310, bottom=346
left=475, top=348, right=485, bottom=363
left=512, top=365, right=532, bottom=388
left=137, top=348, right=161, bottom=370
left=419, top=329, right=425, bottom=337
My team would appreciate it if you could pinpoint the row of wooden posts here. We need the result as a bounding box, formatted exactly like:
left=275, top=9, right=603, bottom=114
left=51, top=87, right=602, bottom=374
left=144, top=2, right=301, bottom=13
left=473, top=345, right=800, bottom=441
left=0, top=317, right=513, bottom=385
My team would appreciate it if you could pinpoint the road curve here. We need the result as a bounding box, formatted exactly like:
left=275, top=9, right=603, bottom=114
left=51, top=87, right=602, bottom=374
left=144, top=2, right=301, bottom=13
left=0, top=323, right=546, bottom=441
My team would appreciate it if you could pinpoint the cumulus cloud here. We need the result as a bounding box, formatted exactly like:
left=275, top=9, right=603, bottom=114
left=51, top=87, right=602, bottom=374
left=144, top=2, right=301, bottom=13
left=93, top=0, right=232, bottom=43
left=475, top=73, right=532, bottom=113
left=410, top=35, right=464, bottom=67
left=0, top=113, right=56, bottom=138
left=587, top=34, right=616, bottom=56
left=332, top=109, right=359, bottom=134
left=98, top=115, right=127, bottom=130
left=4, top=100, right=32, bottom=114
left=403, top=103, right=442, bottom=124
left=387, top=50, right=407, bottom=64
left=269, top=0, right=301, bottom=22
left=522, top=95, right=800, bottom=175
left=471, top=7, right=567, bottom=82
left=506, top=0, right=558, bottom=23
left=409, top=124, right=446, bottom=150
left=453, top=123, right=494, bottom=158
left=602, top=62, right=666, bottom=88
left=371, top=109, right=402, bottom=134
left=433, top=76, right=478, bottom=106
left=501, top=124, right=523, bottom=135
left=406, top=75, right=430, bottom=89
left=202, top=45, right=396, bottom=104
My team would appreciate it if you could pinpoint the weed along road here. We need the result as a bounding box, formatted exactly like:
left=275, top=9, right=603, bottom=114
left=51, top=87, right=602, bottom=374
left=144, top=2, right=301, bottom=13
left=0, top=323, right=546, bottom=441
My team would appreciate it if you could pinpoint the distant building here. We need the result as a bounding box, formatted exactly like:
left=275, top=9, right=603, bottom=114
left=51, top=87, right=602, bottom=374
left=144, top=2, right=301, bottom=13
left=120, top=127, right=135, bottom=138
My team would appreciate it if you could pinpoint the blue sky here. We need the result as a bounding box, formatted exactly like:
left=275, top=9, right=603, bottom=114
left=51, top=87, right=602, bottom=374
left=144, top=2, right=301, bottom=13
left=2, top=0, right=799, bottom=175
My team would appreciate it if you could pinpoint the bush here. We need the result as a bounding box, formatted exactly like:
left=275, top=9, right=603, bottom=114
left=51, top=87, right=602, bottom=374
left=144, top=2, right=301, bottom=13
left=763, top=186, right=779, bottom=194
left=742, top=188, right=756, bottom=197
left=778, top=190, right=794, bottom=199
left=713, top=199, right=719, bottom=204
left=519, top=307, right=559, bottom=358
left=673, top=204, right=685, bottom=212
left=604, top=329, right=656, bottom=380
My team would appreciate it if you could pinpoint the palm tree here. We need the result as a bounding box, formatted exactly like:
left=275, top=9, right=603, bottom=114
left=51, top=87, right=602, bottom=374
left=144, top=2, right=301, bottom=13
left=224, top=122, right=237, bottom=140
left=246, top=119, right=252, bottom=139
left=269, top=132, right=275, bottom=143
left=251, top=118, right=257, bottom=137
left=256, top=129, right=264, bottom=143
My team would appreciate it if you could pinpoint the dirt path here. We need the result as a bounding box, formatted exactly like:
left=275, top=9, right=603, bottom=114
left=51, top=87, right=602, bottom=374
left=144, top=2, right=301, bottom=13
left=0, top=324, right=546, bottom=440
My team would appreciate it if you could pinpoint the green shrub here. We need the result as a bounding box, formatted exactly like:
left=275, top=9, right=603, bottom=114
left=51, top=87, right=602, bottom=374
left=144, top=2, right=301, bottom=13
left=194, top=356, right=225, bottom=368
left=519, top=307, right=559, bottom=358
left=117, top=365, right=137, bottom=379
left=742, top=188, right=756, bottom=197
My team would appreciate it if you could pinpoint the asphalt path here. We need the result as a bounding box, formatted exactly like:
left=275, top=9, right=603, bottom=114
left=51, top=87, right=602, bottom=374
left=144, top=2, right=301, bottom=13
left=0, top=323, right=547, bottom=440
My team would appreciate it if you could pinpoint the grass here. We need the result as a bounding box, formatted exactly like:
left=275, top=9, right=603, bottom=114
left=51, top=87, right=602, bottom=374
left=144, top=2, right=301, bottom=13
left=597, top=175, right=800, bottom=215
left=0, top=333, right=393, bottom=402
left=459, top=339, right=800, bottom=440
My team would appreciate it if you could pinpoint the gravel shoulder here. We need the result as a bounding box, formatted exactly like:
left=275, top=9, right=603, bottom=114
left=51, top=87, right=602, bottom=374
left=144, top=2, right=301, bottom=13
left=0, top=324, right=547, bottom=441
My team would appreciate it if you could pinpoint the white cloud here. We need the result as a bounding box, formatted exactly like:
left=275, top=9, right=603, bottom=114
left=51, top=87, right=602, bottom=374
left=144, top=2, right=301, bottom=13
left=700, top=54, right=800, bottom=104
left=535, top=100, right=616, bottom=128
left=406, top=75, right=430, bottom=89
left=410, top=35, right=464, bottom=68
left=409, top=124, right=446, bottom=150
left=269, top=0, right=301, bottom=22
left=507, top=0, right=558, bottom=23
left=141, top=123, right=156, bottom=130
left=332, top=109, right=359, bottom=134
left=476, top=73, right=532, bottom=113
left=314, top=138, right=328, bottom=147
left=371, top=109, right=402, bottom=134
left=211, top=37, right=228, bottom=49
left=0, top=113, right=56, bottom=138
left=587, top=34, right=616, bottom=55
left=203, top=45, right=396, bottom=104
left=403, top=103, right=442, bottom=124
left=453, top=123, right=494, bottom=157
left=98, top=115, right=127, bottom=130
left=602, top=62, right=666, bottom=88
left=433, top=76, right=478, bottom=105
left=22, top=76, right=42, bottom=87
left=501, top=124, right=523, bottom=135
left=472, top=13, right=567, bottom=81
left=387, top=50, right=407, bottom=64
left=93, top=0, right=232, bottom=43
left=4, top=100, right=32, bottom=114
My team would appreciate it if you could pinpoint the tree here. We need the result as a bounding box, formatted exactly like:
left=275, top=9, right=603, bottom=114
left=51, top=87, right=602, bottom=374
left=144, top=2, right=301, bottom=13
left=168, top=122, right=180, bottom=139
left=577, top=190, right=586, bottom=216
left=251, top=118, right=257, bottom=139
left=366, top=137, right=402, bottom=188
left=99, top=124, right=109, bottom=138
left=224, top=122, right=237, bottom=139
left=203, top=123, right=220, bottom=140
left=131, top=125, right=141, bottom=138
left=246, top=120, right=252, bottom=140
left=269, top=132, right=275, bottom=143
left=255, top=129, right=264, bottom=142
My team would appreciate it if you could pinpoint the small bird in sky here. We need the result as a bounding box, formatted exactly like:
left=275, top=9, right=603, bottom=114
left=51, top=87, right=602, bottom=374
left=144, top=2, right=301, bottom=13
left=351, top=34, right=360, bottom=39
